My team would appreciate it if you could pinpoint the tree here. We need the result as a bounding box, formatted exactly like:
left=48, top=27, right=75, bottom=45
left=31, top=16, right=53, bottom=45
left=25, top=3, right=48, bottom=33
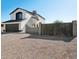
left=54, top=20, right=63, bottom=24
left=53, top=20, right=63, bottom=36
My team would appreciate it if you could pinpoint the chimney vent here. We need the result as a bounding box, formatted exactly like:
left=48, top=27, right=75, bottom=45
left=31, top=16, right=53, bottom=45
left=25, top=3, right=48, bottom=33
left=32, top=10, right=37, bottom=15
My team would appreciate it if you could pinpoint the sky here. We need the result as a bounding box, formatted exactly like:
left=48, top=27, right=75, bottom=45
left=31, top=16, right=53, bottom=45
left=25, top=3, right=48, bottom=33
left=1, top=0, right=77, bottom=23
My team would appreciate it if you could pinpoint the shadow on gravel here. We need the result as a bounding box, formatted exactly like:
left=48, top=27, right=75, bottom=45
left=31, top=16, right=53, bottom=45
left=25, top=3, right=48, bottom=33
left=1, top=32, right=9, bottom=34
left=21, top=34, right=75, bottom=42
left=1, top=32, right=19, bottom=35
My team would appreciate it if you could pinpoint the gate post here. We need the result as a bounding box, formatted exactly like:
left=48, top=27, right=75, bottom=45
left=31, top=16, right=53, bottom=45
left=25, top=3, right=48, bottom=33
left=72, top=20, right=77, bottom=36
left=39, top=22, right=42, bottom=35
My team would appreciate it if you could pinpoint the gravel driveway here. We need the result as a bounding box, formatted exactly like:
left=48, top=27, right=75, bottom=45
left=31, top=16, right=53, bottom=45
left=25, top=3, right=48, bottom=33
left=1, top=33, right=77, bottom=59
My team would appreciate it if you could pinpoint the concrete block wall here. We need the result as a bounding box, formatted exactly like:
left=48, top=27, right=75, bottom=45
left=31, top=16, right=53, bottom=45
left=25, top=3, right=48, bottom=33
left=26, top=25, right=39, bottom=34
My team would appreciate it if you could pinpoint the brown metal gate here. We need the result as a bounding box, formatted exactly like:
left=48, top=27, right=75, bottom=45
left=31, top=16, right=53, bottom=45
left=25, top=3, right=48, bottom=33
left=41, top=23, right=73, bottom=36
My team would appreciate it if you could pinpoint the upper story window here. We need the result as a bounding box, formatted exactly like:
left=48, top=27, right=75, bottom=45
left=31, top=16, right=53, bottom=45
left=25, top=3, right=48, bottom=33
left=16, top=12, right=22, bottom=20
left=1, top=24, right=4, bottom=27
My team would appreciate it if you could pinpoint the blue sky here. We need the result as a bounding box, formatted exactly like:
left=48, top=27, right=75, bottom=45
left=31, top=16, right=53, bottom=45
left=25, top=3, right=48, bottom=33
left=1, top=0, right=77, bottom=23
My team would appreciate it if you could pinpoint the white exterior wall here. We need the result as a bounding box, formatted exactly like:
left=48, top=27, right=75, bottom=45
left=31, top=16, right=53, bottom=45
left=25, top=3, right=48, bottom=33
left=10, top=9, right=26, bottom=20
left=27, top=18, right=37, bottom=28
left=20, top=12, right=32, bottom=33
left=34, top=15, right=45, bottom=28
left=37, top=15, right=45, bottom=23
left=20, top=13, right=45, bottom=33
left=25, top=17, right=39, bottom=34
left=25, top=15, right=45, bottom=34
left=1, top=23, right=5, bottom=32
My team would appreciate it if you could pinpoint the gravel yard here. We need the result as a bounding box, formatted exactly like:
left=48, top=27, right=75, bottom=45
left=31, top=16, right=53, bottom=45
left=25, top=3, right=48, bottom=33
left=1, top=33, right=77, bottom=59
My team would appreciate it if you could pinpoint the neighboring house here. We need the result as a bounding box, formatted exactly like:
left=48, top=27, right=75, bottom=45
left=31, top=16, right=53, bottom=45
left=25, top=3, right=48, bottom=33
left=1, top=8, right=45, bottom=33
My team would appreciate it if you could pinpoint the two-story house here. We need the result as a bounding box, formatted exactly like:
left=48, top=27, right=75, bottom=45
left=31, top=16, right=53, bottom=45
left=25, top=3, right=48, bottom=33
left=2, top=8, right=45, bottom=34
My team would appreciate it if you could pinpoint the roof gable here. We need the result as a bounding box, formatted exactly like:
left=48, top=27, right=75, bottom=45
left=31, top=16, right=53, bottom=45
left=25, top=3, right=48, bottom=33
left=10, top=8, right=45, bottom=19
left=9, top=8, right=32, bottom=15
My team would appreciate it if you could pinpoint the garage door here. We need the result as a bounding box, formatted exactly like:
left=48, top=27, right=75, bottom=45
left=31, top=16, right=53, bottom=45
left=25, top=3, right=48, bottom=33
left=6, top=24, right=19, bottom=32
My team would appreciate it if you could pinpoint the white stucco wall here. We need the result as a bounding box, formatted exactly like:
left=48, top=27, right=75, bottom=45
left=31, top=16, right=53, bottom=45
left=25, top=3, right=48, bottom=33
left=10, top=9, right=26, bottom=20
left=20, top=14, right=45, bottom=33
left=26, top=18, right=37, bottom=28
left=19, top=13, right=32, bottom=33
left=25, top=15, right=45, bottom=34
left=37, top=15, right=45, bottom=23
left=1, top=23, right=5, bottom=32
left=26, top=15, right=45, bottom=28
left=25, top=17, right=39, bottom=34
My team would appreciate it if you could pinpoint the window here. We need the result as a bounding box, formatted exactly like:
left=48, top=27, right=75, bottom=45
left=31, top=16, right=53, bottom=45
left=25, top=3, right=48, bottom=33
left=1, top=24, right=4, bottom=27
left=16, top=12, right=22, bottom=20
left=32, top=24, right=35, bottom=27
left=37, top=24, right=39, bottom=28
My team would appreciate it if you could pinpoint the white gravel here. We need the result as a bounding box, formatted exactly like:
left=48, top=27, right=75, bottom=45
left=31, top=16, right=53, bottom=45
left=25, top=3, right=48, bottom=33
left=1, top=33, right=77, bottom=59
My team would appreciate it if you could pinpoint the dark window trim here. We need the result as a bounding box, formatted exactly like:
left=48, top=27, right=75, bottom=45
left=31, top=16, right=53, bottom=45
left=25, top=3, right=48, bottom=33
left=16, top=12, right=22, bottom=20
